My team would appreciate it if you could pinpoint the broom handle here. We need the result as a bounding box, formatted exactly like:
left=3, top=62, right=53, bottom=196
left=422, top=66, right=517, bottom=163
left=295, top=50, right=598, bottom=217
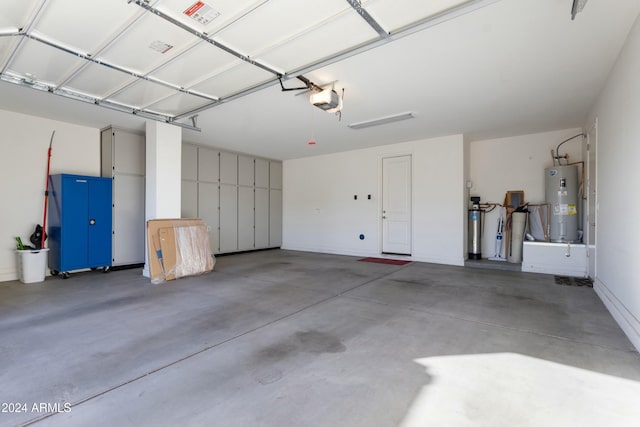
left=41, top=131, right=55, bottom=249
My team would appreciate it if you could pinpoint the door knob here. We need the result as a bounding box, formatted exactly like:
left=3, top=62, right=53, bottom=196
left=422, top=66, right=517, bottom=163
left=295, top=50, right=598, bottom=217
left=89, top=219, right=96, bottom=225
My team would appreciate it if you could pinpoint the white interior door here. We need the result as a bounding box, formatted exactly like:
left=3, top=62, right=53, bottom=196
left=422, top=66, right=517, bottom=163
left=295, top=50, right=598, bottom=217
left=382, top=156, right=412, bottom=255
left=586, top=120, right=598, bottom=279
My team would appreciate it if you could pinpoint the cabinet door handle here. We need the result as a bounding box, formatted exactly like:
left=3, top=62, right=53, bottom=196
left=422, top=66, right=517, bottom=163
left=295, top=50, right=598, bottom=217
left=89, top=219, right=96, bottom=226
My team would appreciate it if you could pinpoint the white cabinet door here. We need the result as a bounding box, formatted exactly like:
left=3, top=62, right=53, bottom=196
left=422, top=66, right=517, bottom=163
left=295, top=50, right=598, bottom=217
left=100, top=130, right=113, bottom=177
left=102, top=127, right=146, bottom=267
left=199, top=182, right=220, bottom=254
left=113, top=130, right=145, bottom=175
left=255, top=188, right=269, bottom=248
left=269, top=189, right=282, bottom=247
left=198, top=147, right=219, bottom=183
left=255, top=158, right=269, bottom=188
left=113, top=175, right=145, bottom=265
left=220, top=152, right=238, bottom=185
left=238, top=186, right=254, bottom=250
left=181, top=181, right=198, bottom=218
left=238, top=155, right=254, bottom=187
left=269, top=161, right=282, bottom=189
left=182, top=144, right=198, bottom=181
left=220, top=184, right=238, bottom=252
left=182, top=148, right=276, bottom=254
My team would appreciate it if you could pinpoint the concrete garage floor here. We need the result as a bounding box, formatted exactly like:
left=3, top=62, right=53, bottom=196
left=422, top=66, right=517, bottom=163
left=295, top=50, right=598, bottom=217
left=1, top=250, right=639, bottom=427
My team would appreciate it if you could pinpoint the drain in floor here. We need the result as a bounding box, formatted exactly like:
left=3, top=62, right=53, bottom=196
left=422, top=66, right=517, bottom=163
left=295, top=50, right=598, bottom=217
left=554, top=276, right=593, bottom=287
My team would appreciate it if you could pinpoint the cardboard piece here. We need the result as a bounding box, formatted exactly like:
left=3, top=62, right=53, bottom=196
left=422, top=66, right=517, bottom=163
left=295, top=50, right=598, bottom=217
left=503, top=190, right=525, bottom=209
left=147, top=218, right=214, bottom=283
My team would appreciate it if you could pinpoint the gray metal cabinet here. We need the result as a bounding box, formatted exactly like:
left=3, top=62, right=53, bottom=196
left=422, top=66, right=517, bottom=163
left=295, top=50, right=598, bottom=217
left=220, top=152, right=238, bottom=185
left=220, top=184, right=238, bottom=252
left=269, top=161, right=283, bottom=247
left=181, top=181, right=198, bottom=218
left=238, top=186, right=255, bottom=250
left=181, top=143, right=281, bottom=254
left=102, top=129, right=145, bottom=176
left=112, top=175, right=145, bottom=264
left=238, top=155, right=255, bottom=250
left=181, top=144, right=198, bottom=218
left=219, top=152, right=238, bottom=250
left=254, top=159, right=270, bottom=248
left=238, top=155, right=254, bottom=187
left=269, top=189, right=283, bottom=247
left=101, top=127, right=146, bottom=266
left=255, top=188, right=269, bottom=248
left=199, top=182, right=220, bottom=254
left=197, top=148, right=221, bottom=253
left=255, top=158, right=269, bottom=189
left=270, top=161, right=282, bottom=190
left=182, top=144, right=198, bottom=181
left=198, top=147, right=219, bottom=183
left=183, top=145, right=221, bottom=253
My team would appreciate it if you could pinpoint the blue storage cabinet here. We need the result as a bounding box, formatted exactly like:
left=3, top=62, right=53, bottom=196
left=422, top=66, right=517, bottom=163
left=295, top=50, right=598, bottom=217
left=48, top=174, right=112, bottom=276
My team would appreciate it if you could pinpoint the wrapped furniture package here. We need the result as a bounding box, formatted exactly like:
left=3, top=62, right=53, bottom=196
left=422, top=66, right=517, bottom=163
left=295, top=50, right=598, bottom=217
left=147, top=218, right=215, bottom=284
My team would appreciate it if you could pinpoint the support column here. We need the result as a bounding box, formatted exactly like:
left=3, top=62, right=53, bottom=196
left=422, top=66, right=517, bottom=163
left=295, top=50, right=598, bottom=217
left=143, top=120, right=182, bottom=277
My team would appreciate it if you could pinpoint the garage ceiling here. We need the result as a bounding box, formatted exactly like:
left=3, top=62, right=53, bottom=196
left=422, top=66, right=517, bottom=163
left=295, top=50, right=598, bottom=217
left=0, top=0, right=476, bottom=125
left=1, top=0, right=640, bottom=159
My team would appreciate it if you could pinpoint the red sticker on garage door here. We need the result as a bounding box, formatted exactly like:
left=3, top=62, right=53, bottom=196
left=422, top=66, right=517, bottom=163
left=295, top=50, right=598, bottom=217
left=183, top=1, right=220, bottom=25
left=184, top=2, right=205, bottom=16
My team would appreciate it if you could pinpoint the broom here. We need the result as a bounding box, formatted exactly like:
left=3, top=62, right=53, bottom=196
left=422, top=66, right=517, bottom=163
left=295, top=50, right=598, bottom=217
left=41, top=130, right=55, bottom=249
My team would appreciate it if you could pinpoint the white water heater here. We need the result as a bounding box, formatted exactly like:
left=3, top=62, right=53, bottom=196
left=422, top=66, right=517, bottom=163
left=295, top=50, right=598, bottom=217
left=545, top=165, right=579, bottom=242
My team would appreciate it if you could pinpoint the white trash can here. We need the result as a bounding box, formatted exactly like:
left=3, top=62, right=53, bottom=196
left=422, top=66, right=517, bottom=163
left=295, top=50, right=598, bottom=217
left=16, top=249, right=49, bottom=283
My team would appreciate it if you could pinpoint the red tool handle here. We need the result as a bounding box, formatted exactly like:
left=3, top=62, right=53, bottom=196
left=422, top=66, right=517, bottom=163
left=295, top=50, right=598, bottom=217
left=41, top=131, right=55, bottom=249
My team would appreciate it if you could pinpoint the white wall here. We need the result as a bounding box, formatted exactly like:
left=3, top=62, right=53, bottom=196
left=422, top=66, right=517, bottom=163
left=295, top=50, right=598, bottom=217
left=587, top=14, right=640, bottom=352
left=283, top=135, right=466, bottom=266
left=0, top=109, right=99, bottom=282
left=469, top=128, right=584, bottom=258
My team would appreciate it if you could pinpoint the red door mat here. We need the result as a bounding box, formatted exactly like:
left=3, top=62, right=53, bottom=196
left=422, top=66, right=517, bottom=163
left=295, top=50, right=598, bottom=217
left=358, top=257, right=411, bottom=266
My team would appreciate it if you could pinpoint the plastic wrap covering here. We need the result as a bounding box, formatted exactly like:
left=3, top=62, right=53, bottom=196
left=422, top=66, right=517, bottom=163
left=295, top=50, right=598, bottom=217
left=147, top=218, right=215, bottom=284
left=527, top=204, right=550, bottom=241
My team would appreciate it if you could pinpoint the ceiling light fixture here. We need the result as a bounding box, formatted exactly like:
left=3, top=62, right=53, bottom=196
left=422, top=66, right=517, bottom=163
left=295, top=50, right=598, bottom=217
left=571, top=0, right=588, bottom=20
left=348, top=112, right=415, bottom=130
